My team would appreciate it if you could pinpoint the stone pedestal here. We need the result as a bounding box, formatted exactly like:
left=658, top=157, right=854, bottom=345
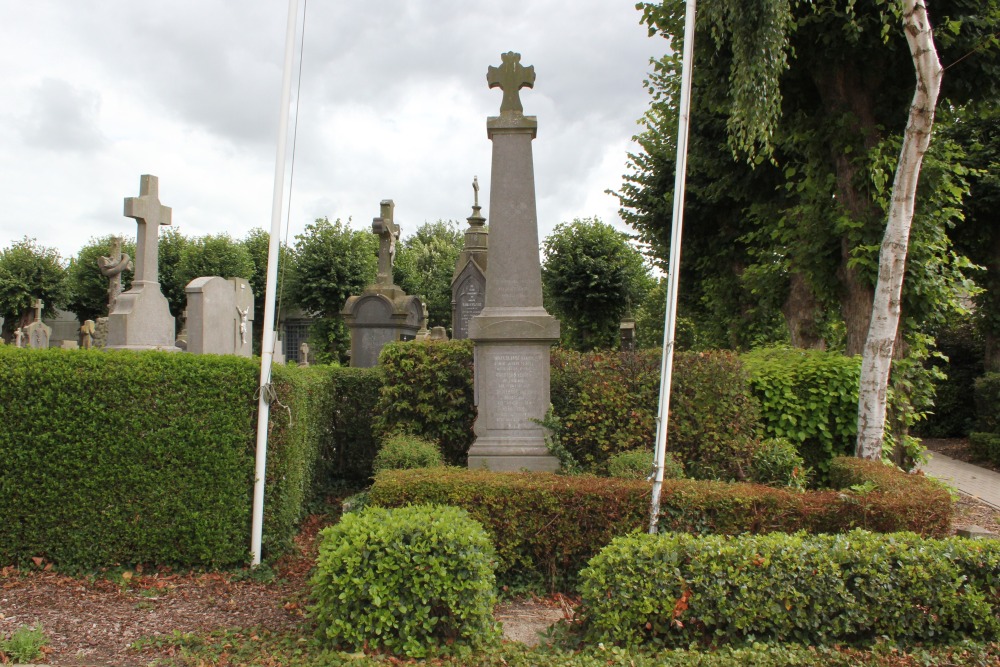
left=468, top=52, right=560, bottom=472
left=106, top=282, right=176, bottom=350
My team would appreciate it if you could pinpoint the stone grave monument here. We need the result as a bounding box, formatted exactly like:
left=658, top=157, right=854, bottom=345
left=106, top=175, right=177, bottom=351
left=341, top=200, right=424, bottom=367
left=185, top=277, right=254, bottom=356
left=467, top=52, right=560, bottom=472
left=22, top=299, right=52, bottom=349
left=451, top=177, right=489, bottom=339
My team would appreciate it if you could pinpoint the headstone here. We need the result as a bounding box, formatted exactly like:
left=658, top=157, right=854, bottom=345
left=22, top=298, right=52, bottom=349
left=467, top=52, right=560, bottom=472
left=92, top=317, right=109, bottom=349
left=451, top=177, right=488, bottom=340
left=429, top=326, right=449, bottom=341
left=98, top=236, right=133, bottom=313
left=342, top=200, right=425, bottom=367
left=620, top=315, right=637, bottom=352
left=80, top=320, right=96, bottom=349
left=14, top=327, right=23, bottom=348
left=185, top=277, right=254, bottom=356
left=60, top=340, right=79, bottom=350
left=43, top=308, right=81, bottom=348
left=299, top=342, right=310, bottom=367
left=106, top=175, right=177, bottom=351
left=415, top=302, right=431, bottom=341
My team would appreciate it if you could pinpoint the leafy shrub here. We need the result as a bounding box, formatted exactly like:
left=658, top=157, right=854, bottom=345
left=550, top=349, right=761, bottom=480
left=0, top=624, right=48, bottom=664
left=577, top=530, right=1000, bottom=649
left=310, top=504, right=499, bottom=658
left=310, top=366, right=382, bottom=483
left=918, top=321, right=983, bottom=437
left=369, top=461, right=951, bottom=592
left=969, top=432, right=1000, bottom=466
left=749, top=438, right=810, bottom=490
left=742, top=348, right=863, bottom=479
left=373, top=433, right=445, bottom=473
left=374, top=340, right=475, bottom=466
left=608, top=449, right=684, bottom=481
left=974, top=372, right=1000, bottom=434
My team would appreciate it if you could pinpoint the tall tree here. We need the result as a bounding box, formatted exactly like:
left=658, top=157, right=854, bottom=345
left=158, top=227, right=188, bottom=318
left=65, top=235, right=136, bottom=323
left=0, top=237, right=68, bottom=338
left=241, top=228, right=296, bottom=356
left=393, top=220, right=464, bottom=330
left=541, top=218, right=654, bottom=350
left=287, top=218, right=378, bottom=363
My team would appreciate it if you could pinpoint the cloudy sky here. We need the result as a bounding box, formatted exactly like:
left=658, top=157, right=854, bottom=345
left=0, top=1, right=666, bottom=261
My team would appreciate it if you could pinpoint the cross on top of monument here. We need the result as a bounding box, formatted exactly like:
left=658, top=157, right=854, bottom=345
left=32, top=298, right=43, bottom=322
left=124, top=174, right=172, bottom=285
left=372, top=199, right=398, bottom=286
left=487, top=51, right=535, bottom=114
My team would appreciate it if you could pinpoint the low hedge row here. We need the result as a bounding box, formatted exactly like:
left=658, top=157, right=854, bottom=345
left=971, top=373, right=1000, bottom=466
left=577, top=530, right=1000, bottom=648
left=0, top=347, right=378, bottom=570
left=367, top=458, right=951, bottom=591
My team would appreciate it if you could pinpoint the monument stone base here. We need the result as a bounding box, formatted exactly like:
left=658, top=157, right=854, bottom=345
left=468, top=309, right=560, bottom=472
left=106, top=281, right=177, bottom=351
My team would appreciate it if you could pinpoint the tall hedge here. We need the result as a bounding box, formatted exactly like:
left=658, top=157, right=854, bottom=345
left=0, top=347, right=354, bottom=570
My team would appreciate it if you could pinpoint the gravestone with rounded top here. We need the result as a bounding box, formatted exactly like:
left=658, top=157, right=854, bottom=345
left=22, top=298, right=52, bottom=349
left=106, top=175, right=177, bottom=351
left=185, top=276, right=254, bottom=356
left=468, top=52, right=560, bottom=472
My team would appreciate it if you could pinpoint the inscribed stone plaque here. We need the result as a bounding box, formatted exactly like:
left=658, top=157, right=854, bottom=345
left=454, top=275, right=485, bottom=340
left=485, top=346, right=544, bottom=431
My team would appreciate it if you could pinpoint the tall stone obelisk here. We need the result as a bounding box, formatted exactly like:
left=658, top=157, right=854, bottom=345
left=467, top=52, right=560, bottom=472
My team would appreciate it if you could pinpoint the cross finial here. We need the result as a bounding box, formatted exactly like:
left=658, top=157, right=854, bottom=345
left=372, top=199, right=399, bottom=286
left=487, top=51, right=535, bottom=114
left=124, top=174, right=171, bottom=285
left=32, top=298, right=43, bottom=322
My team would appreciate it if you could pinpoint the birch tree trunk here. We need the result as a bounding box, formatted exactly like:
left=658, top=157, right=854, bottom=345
left=856, top=0, right=943, bottom=459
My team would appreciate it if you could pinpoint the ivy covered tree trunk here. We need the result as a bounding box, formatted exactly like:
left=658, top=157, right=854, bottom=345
left=856, top=0, right=943, bottom=459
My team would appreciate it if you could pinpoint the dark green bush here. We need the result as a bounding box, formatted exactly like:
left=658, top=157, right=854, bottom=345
left=550, top=349, right=761, bottom=480
left=0, top=347, right=307, bottom=569
left=608, top=449, right=684, bottom=481
left=742, top=348, right=863, bottom=479
left=368, top=461, right=951, bottom=592
left=373, top=433, right=445, bottom=473
left=578, top=530, right=1000, bottom=649
left=919, top=321, right=983, bottom=437
left=749, top=438, right=810, bottom=490
left=974, top=372, right=1000, bottom=434
left=968, top=432, right=1000, bottom=466
left=309, top=504, right=499, bottom=658
left=374, top=340, right=475, bottom=466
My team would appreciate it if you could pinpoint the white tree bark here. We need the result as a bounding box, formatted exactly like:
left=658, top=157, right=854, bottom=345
left=856, top=0, right=943, bottom=459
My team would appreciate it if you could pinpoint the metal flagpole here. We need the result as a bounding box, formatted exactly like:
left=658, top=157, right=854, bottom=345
left=649, top=0, right=697, bottom=534
left=252, top=0, right=301, bottom=567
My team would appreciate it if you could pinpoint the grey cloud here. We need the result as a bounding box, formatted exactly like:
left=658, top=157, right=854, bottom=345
left=19, top=78, right=106, bottom=153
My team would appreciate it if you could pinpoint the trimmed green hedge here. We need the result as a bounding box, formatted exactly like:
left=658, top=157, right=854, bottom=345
left=0, top=347, right=372, bottom=570
left=969, top=432, right=1000, bottom=466
left=310, top=366, right=382, bottom=484
left=368, top=458, right=951, bottom=591
left=578, top=530, right=1000, bottom=648
left=974, top=372, right=1000, bottom=435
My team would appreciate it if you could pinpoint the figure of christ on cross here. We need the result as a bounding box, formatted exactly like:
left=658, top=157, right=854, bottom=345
left=98, top=236, right=133, bottom=313
left=124, top=174, right=172, bottom=285
left=372, top=199, right=398, bottom=286
left=487, top=51, right=535, bottom=114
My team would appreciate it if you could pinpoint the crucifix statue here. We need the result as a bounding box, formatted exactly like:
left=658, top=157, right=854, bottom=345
left=473, top=176, right=480, bottom=207
left=98, top=236, right=133, bottom=313
left=372, top=199, right=399, bottom=286
left=487, top=51, right=535, bottom=114
left=124, top=174, right=172, bottom=285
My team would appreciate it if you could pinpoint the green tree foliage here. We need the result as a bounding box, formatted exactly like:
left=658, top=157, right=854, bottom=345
left=541, top=218, right=653, bottom=350
left=241, top=227, right=297, bottom=355
left=393, top=220, right=464, bottom=330
left=622, top=0, right=999, bottom=355
left=175, top=233, right=255, bottom=294
left=158, top=227, right=188, bottom=318
left=65, top=235, right=136, bottom=322
left=0, top=237, right=68, bottom=337
left=288, top=218, right=377, bottom=363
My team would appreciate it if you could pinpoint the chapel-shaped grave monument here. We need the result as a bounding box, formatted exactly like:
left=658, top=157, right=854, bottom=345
left=106, top=174, right=177, bottom=351
left=451, top=177, right=488, bottom=340
left=467, top=52, right=560, bottom=472
left=341, top=199, right=424, bottom=367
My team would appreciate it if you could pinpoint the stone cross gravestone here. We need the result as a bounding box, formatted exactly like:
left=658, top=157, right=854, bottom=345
left=451, top=177, right=489, bottom=340
left=22, top=298, right=52, bottom=349
left=106, top=175, right=177, bottom=351
left=467, top=52, right=560, bottom=472
left=342, top=199, right=424, bottom=367
left=184, top=276, right=254, bottom=356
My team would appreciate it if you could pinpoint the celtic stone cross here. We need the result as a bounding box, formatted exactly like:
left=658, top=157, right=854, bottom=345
left=487, top=51, right=535, bottom=114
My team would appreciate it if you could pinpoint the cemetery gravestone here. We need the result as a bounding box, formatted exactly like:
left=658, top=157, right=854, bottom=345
left=106, top=175, right=177, bottom=351
left=342, top=200, right=425, bottom=367
left=22, top=299, right=52, bottom=349
left=451, top=177, right=488, bottom=340
left=185, top=277, right=254, bottom=356
left=468, top=52, right=560, bottom=472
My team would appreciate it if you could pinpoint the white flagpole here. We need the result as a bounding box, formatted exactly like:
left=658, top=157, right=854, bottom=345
left=252, top=0, right=300, bottom=567
left=650, top=0, right=697, bottom=534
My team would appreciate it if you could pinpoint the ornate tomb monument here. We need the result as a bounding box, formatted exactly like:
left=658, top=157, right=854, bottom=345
left=106, top=175, right=177, bottom=351
left=467, top=52, right=560, bottom=472
left=341, top=200, right=424, bottom=367
left=451, top=177, right=489, bottom=339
